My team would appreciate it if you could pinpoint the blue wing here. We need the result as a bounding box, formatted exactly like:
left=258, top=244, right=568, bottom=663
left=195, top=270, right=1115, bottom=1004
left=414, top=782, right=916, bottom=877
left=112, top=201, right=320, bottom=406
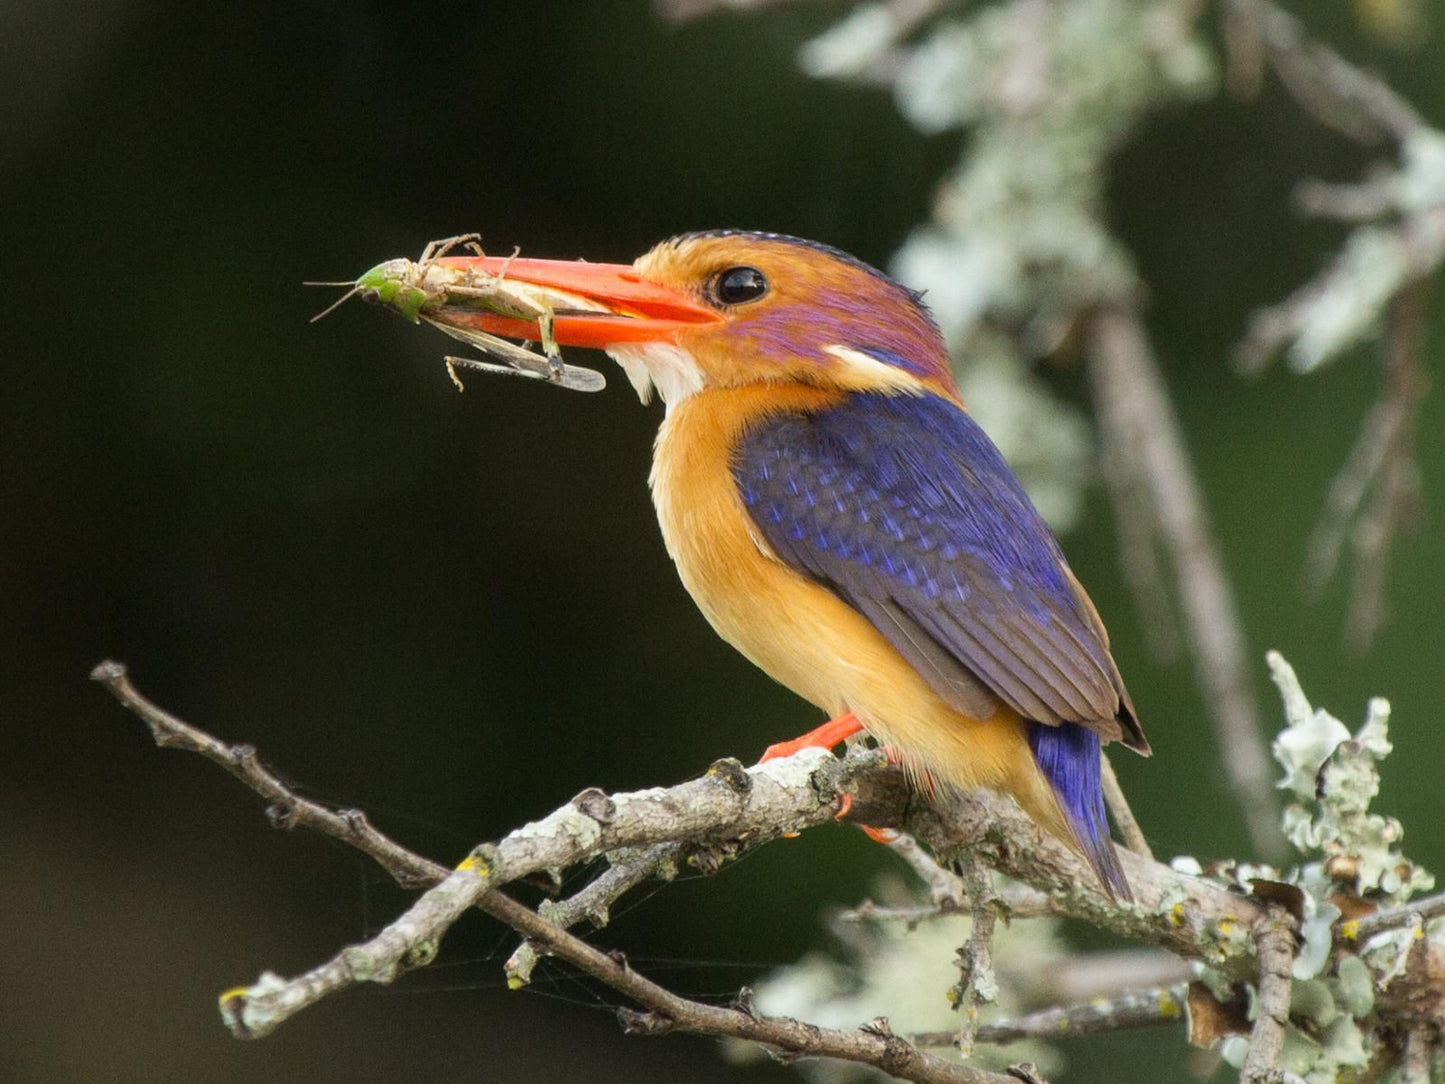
left=733, top=391, right=1145, bottom=751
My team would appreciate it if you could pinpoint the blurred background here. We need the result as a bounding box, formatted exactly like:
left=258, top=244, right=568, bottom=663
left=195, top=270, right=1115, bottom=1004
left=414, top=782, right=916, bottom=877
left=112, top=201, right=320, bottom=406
left=3, top=1, right=1443, bottom=1081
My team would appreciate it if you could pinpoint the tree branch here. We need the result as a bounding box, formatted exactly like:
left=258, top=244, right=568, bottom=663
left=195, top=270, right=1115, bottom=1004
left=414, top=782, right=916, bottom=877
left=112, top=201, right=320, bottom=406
left=1397, top=1028, right=1436, bottom=1084
left=835, top=883, right=1057, bottom=928
left=1226, top=1, right=1443, bottom=651
left=505, top=840, right=687, bottom=987
left=1224, top=0, right=1424, bottom=143
left=950, top=855, right=1000, bottom=1055
left=1348, top=890, right=1445, bottom=941
left=490, top=889, right=1021, bottom=1084
left=910, top=983, right=1187, bottom=1049
left=1101, top=753, right=1154, bottom=860
left=1239, top=907, right=1300, bottom=1084
left=1085, top=303, right=1284, bottom=862
left=92, top=658, right=1274, bottom=1069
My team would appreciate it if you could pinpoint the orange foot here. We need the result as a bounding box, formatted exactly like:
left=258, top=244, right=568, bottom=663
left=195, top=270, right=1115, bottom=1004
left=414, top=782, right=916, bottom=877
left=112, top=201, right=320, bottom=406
left=758, top=714, right=898, bottom=843
left=759, top=712, right=863, bottom=763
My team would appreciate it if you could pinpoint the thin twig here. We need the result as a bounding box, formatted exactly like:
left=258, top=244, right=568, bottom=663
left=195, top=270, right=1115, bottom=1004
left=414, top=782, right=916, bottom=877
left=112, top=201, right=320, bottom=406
left=1222, top=0, right=1265, bottom=99
left=507, top=841, right=685, bottom=986
left=655, top=0, right=810, bottom=22
left=88, top=660, right=444, bottom=888
left=1086, top=305, right=1283, bottom=861
left=1224, top=0, right=1423, bottom=143
left=488, top=890, right=1020, bottom=1084
left=950, top=854, right=1000, bottom=1055
left=836, top=883, right=1058, bottom=927
left=1397, top=1028, right=1434, bottom=1084
left=911, top=983, right=1187, bottom=1048
left=1096, top=422, right=1182, bottom=661
left=1039, top=950, right=1193, bottom=1004
left=1101, top=753, right=1153, bottom=860
left=1340, top=282, right=1430, bottom=651
left=1348, top=890, right=1445, bottom=941
left=885, top=831, right=965, bottom=908
left=1239, top=906, right=1298, bottom=1084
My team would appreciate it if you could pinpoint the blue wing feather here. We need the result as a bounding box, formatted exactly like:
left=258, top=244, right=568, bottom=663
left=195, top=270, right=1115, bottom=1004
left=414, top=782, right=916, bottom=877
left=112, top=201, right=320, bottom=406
left=734, top=391, right=1143, bottom=749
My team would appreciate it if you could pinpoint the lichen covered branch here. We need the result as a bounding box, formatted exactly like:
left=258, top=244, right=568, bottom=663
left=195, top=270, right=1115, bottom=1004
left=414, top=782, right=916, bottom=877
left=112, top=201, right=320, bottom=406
left=94, top=653, right=1441, bottom=1082
left=93, top=659, right=1267, bottom=1043
left=1239, top=907, right=1299, bottom=1083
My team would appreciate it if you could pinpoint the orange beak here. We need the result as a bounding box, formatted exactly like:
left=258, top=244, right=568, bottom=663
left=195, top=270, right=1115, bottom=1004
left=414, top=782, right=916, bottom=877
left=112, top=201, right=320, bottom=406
left=429, top=256, right=722, bottom=348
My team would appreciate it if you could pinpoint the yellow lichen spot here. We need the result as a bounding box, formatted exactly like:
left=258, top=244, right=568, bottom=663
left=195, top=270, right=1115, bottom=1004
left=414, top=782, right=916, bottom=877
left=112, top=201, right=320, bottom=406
left=218, top=985, right=250, bottom=1004
left=506, top=974, right=527, bottom=991
left=456, top=854, right=490, bottom=876
left=1341, top=920, right=1360, bottom=941
left=1169, top=902, right=1186, bottom=927
left=1413, top=926, right=1424, bottom=940
left=1216, top=917, right=1237, bottom=937
left=1158, top=990, right=1182, bottom=1019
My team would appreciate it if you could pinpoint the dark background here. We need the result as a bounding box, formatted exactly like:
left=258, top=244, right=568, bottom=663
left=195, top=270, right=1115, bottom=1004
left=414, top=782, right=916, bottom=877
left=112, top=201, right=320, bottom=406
left=4, top=2, right=1442, bottom=1081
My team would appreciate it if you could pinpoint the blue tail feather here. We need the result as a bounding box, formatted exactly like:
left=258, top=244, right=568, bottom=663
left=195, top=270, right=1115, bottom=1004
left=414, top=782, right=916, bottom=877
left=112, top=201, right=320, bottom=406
left=1028, top=722, right=1130, bottom=899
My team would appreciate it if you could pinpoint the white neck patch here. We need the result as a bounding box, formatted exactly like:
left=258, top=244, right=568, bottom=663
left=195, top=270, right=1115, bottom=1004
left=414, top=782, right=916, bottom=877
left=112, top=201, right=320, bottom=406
left=606, top=342, right=705, bottom=411
left=821, top=344, right=927, bottom=394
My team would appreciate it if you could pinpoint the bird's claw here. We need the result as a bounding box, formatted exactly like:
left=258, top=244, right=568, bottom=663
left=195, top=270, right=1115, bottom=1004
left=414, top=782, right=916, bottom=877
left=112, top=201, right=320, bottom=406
left=833, top=789, right=899, bottom=843
left=757, top=712, right=864, bottom=764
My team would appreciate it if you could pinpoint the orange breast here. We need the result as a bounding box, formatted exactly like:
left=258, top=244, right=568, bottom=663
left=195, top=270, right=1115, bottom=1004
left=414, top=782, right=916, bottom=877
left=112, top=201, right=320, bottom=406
left=649, top=386, right=1057, bottom=820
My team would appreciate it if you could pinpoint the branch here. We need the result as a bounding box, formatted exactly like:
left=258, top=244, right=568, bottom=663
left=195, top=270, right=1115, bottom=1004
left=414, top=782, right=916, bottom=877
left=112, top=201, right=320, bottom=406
left=1224, top=0, right=1424, bottom=143
left=654, top=0, right=813, bottom=22
left=1101, top=753, right=1154, bottom=860
left=91, top=663, right=890, bottom=1032
left=901, top=789, right=1264, bottom=977
left=1320, top=281, right=1429, bottom=651
left=910, top=983, right=1187, bottom=1049
left=884, top=830, right=966, bottom=908
left=1235, top=202, right=1445, bottom=378
left=1216, top=3, right=1444, bottom=655
left=505, top=841, right=686, bottom=986
left=950, top=855, right=1001, bottom=1055
left=92, top=659, right=1271, bottom=1064
left=1348, top=890, right=1445, bottom=941
left=490, top=889, right=1020, bottom=1084
left=836, top=883, right=1057, bottom=928
left=1397, top=1028, right=1436, bottom=1084
left=90, top=662, right=1022, bottom=1082
left=1085, top=303, right=1284, bottom=861
left=1097, top=419, right=1182, bottom=661
left=1239, top=906, right=1300, bottom=1084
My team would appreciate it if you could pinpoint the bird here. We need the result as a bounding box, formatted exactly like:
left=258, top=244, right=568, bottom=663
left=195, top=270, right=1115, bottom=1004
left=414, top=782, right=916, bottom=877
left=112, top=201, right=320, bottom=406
left=438, top=230, right=1151, bottom=897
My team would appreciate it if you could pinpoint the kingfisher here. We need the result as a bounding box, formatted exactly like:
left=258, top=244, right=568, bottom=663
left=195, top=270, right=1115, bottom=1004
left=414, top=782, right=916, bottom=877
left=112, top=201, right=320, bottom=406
left=427, top=230, right=1150, bottom=897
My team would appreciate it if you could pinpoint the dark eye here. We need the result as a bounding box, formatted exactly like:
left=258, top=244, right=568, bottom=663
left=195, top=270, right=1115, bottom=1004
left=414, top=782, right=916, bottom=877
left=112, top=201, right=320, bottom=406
left=714, top=266, right=768, bottom=305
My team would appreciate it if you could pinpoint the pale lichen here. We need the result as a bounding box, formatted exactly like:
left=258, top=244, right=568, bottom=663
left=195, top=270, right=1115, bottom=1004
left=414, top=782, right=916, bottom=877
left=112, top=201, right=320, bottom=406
left=724, top=877, right=1067, bottom=1080
left=1190, top=652, right=1437, bottom=1082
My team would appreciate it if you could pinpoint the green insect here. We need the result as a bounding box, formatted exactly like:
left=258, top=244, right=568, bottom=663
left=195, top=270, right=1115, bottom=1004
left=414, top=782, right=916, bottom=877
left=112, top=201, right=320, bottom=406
left=308, top=234, right=605, bottom=393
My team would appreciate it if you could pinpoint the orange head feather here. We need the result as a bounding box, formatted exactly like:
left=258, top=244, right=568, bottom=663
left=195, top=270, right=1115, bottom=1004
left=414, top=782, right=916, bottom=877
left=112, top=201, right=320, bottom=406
left=448, top=230, right=958, bottom=405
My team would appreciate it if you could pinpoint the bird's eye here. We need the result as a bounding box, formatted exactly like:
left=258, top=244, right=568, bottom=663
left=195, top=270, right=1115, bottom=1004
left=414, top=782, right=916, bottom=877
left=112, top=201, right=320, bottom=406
left=713, top=266, right=768, bottom=305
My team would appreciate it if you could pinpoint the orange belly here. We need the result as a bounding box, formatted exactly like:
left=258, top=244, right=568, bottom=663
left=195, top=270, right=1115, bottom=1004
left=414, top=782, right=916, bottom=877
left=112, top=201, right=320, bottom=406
left=649, top=385, right=1065, bottom=832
